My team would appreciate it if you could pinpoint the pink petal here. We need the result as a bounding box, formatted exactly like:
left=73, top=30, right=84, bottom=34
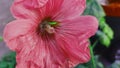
left=11, top=32, right=68, bottom=68
left=11, top=0, right=63, bottom=21
left=55, top=16, right=98, bottom=66
left=11, top=0, right=86, bottom=22
left=55, top=33, right=91, bottom=67
left=11, top=2, right=40, bottom=21
left=24, top=0, right=48, bottom=8
left=3, top=19, right=36, bottom=50
left=58, top=16, right=98, bottom=38
left=37, top=0, right=63, bottom=19
left=14, top=0, right=48, bottom=8
left=53, top=0, right=86, bottom=21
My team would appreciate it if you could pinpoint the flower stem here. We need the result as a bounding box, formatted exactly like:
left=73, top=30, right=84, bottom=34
left=92, top=39, right=99, bottom=49
left=89, top=45, right=96, bottom=68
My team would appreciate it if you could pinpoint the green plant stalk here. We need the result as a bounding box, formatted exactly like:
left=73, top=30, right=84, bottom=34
left=89, top=45, right=96, bottom=68
left=92, top=40, right=99, bottom=49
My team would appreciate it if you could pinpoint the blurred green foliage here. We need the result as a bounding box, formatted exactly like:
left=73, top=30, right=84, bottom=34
left=0, top=36, right=3, bottom=42
left=83, top=0, right=114, bottom=47
left=0, top=52, right=16, bottom=68
left=76, top=56, right=120, bottom=68
left=76, top=56, right=104, bottom=68
left=109, top=61, right=120, bottom=68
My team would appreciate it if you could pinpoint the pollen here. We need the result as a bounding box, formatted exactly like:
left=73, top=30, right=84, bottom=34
left=44, top=24, right=55, bottom=34
left=40, top=21, right=58, bottom=34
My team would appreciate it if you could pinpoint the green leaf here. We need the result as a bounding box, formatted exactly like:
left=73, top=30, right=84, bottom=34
left=97, top=31, right=111, bottom=47
left=0, top=52, right=16, bottom=68
left=97, top=62, right=104, bottom=68
left=103, top=24, right=114, bottom=39
left=2, top=52, right=16, bottom=60
left=109, top=61, right=120, bottom=68
left=83, top=0, right=105, bottom=20
left=8, top=62, right=15, bottom=68
left=99, top=17, right=106, bottom=28
left=99, top=17, right=114, bottom=40
left=75, top=65, right=86, bottom=68
left=0, top=36, right=3, bottom=42
left=0, top=61, right=8, bottom=68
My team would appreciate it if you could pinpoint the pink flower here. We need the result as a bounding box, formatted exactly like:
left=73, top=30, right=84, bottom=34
left=3, top=0, right=98, bottom=68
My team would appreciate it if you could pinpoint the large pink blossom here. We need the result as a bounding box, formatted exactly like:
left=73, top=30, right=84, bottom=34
left=3, top=0, right=98, bottom=68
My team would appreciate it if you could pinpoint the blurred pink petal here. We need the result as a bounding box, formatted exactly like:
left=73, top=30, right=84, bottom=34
left=11, top=3, right=40, bottom=21
left=58, top=16, right=98, bottom=37
left=55, top=16, right=98, bottom=66
left=14, top=0, right=48, bottom=8
left=11, top=0, right=63, bottom=20
left=3, top=19, right=36, bottom=40
left=4, top=0, right=98, bottom=68
left=54, top=0, right=86, bottom=21
left=3, top=19, right=36, bottom=50
left=11, top=0, right=85, bottom=21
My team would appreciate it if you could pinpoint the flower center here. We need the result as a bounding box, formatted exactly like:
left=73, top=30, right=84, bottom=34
left=40, top=21, right=58, bottom=34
